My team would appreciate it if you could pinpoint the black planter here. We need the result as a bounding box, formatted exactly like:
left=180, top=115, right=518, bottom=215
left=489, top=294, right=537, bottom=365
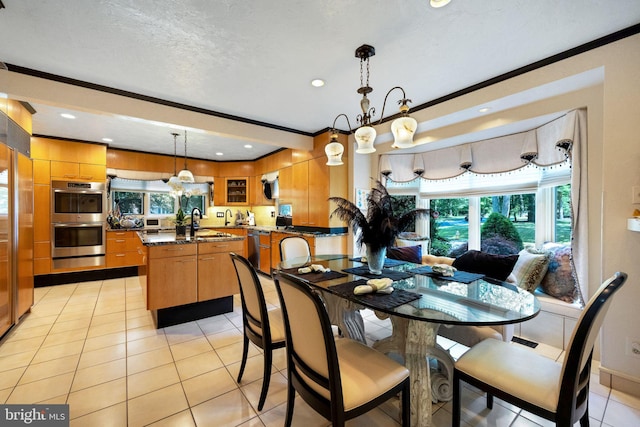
left=175, top=225, right=187, bottom=237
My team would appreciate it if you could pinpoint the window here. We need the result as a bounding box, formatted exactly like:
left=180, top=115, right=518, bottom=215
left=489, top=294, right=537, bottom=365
left=180, top=194, right=205, bottom=214
left=150, top=192, right=174, bottom=215
left=109, top=179, right=210, bottom=218
left=113, top=191, right=144, bottom=215
left=387, top=169, right=572, bottom=257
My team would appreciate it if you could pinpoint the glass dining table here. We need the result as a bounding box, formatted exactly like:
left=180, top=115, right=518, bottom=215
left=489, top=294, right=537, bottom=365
left=276, top=254, right=540, bottom=427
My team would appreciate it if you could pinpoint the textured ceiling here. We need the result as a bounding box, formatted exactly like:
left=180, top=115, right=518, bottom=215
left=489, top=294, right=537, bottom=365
left=1, top=0, right=639, bottom=161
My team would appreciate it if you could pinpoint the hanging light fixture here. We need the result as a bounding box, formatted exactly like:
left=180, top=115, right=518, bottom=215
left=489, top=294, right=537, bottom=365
left=167, top=132, right=183, bottom=194
left=177, top=130, right=195, bottom=183
left=325, top=44, right=417, bottom=164
left=325, top=114, right=351, bottom=166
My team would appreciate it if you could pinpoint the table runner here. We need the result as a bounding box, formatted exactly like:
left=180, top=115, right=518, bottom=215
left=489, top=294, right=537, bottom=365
left=349, top=257, right=408, bottom=268
left=328, top=279, right=421, bottom=310
left=280, top=267, right=348, bottom=283
left=408, top=265, right=485, bottom=284
left=342, top=266, right=414, bottom=281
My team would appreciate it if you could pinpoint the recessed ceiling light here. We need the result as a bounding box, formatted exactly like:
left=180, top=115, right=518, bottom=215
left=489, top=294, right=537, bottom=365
left=430, top=0, right=451, bottom=8
left=102, top=137, right=113, bottom=142
left=244, top=144, right=253, bottom=149
left=60, top=113, right=76, bottom=119
left=478, top=107, right=491, bottom=113
left=216, top=152, right=224, bottom=156
left=311, top=79, right=325, bottom=87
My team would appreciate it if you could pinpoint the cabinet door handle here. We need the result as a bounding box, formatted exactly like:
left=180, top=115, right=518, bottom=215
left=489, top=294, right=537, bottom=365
left=116, top=254, right=126, bottom=257
left=200, top=257, right=215, bottom=261
left=180, top=259, right=196, bottom=264
left=166, top=247, right=184, bottom=251
left=115, top=239, right=126, bottom=243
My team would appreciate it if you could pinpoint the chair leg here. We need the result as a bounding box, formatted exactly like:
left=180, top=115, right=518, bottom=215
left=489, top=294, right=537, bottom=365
left=237, top=334, right=249, bottom=383
left=284, top=379, right=295, bottom=427
left=452, top=371, right=461, bottom=427
left=257, top=347, right=273, bottom=411
left=579, top=408, right=590, bottom=427
left=486, top=393, right=493, bottom=410
left=401, top=380, right=411, bottom=427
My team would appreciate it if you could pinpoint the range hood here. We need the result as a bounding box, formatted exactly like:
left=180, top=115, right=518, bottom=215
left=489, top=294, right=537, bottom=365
left=261, top=171, right=279, bottom=200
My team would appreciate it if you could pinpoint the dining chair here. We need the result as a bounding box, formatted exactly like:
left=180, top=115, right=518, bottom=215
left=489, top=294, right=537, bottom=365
left=230, top=252, right=286, bottom=411
left=279, top=236, right=311, bottom=261
left=452, top=271, right=628, bottom=427
left=273, top=271, right=411, bottom=427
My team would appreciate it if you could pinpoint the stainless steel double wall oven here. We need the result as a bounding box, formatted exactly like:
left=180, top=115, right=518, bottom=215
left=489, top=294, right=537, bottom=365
left=51, top=181, right=107, bottom=269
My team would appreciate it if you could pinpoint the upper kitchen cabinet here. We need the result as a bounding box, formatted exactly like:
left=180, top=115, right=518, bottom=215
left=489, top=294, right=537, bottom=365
left=290, top=156, right=348, bottom=228
left=251, top=175, right=275, bottom=206
left=286, top=132, right=348, bottom=228
left=224, top=177, right=249, bottom=205
left=32, top=137, right=107, bottom=182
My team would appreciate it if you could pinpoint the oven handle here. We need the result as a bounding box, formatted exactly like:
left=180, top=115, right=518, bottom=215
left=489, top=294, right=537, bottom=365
left=52, top=222, right=105, bottom=228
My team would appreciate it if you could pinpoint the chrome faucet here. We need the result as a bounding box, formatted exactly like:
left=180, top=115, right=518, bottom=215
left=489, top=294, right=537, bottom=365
left=190, top=207, right=202, bottom=236
left=224, top=209, right=232, bottom=226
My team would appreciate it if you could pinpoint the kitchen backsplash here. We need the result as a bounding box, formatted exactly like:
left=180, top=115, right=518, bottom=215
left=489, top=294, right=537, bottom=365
left=200, top=205, right=277, bottom=227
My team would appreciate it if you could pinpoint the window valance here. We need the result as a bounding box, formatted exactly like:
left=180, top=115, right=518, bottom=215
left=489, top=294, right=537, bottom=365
left=379, top=109, right=584, bottom=182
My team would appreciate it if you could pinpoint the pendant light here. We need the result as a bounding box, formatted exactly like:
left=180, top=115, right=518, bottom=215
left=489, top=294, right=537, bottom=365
left=167, top=132, right=183, bottom=194
left=325, top=44, right=417, bottom=165
left=177, top=130, right=195, bottom=183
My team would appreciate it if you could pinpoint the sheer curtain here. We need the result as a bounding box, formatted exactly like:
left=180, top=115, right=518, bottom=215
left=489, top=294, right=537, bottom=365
left=379, top=109, right=588, bottom=303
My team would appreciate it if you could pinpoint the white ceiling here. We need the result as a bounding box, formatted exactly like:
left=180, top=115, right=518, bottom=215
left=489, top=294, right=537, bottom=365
left=1, top=0, right=639, bottom=161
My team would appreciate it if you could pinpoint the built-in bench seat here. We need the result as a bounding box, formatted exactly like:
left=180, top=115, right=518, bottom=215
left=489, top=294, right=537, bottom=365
left=515, top=288, right=582, bottom=350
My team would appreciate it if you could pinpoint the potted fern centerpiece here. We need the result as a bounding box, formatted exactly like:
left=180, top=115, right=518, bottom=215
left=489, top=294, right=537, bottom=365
left=329, top=181, right=430, bottom=274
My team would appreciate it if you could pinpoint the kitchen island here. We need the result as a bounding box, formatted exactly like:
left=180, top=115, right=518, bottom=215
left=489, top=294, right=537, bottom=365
left=138, top=230, right=245, bottom=328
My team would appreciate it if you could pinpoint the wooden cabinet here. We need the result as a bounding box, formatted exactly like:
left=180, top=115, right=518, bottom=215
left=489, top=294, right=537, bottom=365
left=259, top=233, right=272, bottom=274
left=278, top=165, right=292, bottom=203
left=289, top=157, right=346, bottom=228
left=251, top=175, right=274, bottom=206
left=50, top=161, right=106, bottom=181
left=197, top=239, right=244, bottom=301
left=225, top=177, right=249, bottom=205
left=33, top=184, right=51, bottom=275
left=291, top=162, right=309, bottom=225
left=212, top=227, right=248, bottom=256
left=147, top=244, right=198, bottom=310
left=106, top=230, right=146, bottom=268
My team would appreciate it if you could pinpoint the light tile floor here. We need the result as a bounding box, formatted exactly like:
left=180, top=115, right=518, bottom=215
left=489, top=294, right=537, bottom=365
left=0, top=276, right=639, bottom=426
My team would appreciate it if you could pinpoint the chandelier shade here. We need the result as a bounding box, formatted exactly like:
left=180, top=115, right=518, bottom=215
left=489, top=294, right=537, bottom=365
left=325, top=141, right=345, bottom=165
left=390, top=116, right=418, bottom=149
left=355, top=126, right=377, bottom=153
left=178, top=130, right=195, bottom=183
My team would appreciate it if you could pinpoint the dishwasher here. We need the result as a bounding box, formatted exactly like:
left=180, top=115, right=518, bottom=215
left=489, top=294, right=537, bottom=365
left=247, top=230, right=271, bottom=274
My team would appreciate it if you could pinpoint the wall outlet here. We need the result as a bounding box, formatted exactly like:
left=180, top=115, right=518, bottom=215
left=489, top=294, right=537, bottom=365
left=625, top=337, right=640, bottom=358
left=633, top=186, right=640, bottom=204
left=271, top=211, right=275, bottom=217
left=216, top=212, right=224, bottom=218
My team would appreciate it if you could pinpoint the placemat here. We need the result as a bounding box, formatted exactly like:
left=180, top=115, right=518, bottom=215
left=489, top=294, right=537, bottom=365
left=342, top=266, right=413, bottom=281
left=408, top=265, right=485, bottom=284
left=328, top=279, right=421, bottom=310
left=349, top=257, right=408, bottom=268
left=280, top=267, right=348, bottom=283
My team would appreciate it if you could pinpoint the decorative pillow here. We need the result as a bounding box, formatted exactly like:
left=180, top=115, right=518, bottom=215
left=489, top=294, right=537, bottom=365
left=451, top=250, right=519, bottom=281
left=539, top=243, right=578, bottom=303
left=511, top=249, right=550, bottom=292
left=387, top=245, right=422, bottom=264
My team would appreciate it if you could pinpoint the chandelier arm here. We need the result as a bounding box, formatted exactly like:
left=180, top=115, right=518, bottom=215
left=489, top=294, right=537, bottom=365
left=331, top=113, right=353, bottom=133
left=376, top=86, right=408, bottom=125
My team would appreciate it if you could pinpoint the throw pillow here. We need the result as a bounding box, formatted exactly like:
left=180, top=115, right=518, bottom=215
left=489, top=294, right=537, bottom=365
left=539, top=243, right=578, bottom=303
left=387, top=245, right=422, bottom=264
left=451, top=250, right=519, bottom=281
left=511, top=249, right=550, bottom=292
